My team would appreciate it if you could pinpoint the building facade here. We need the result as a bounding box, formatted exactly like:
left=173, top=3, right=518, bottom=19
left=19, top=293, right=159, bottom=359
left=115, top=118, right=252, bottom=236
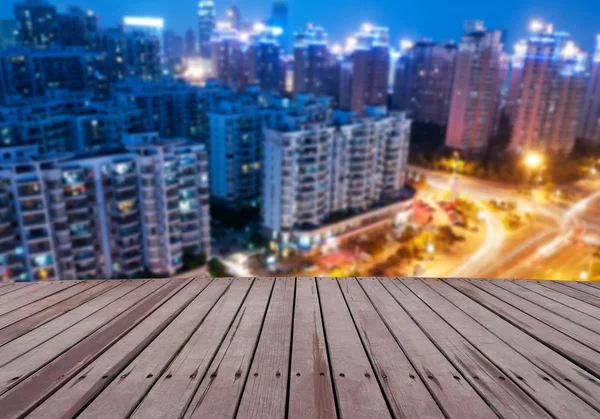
left=392, top=39, right=457, bottom=126
left=14, top=0, right=58, bottom=48
left=263, top=106, right=412, bottom=253
left=349, top=26, right=390, bottom=116
left=211, top=23, right=247, bottom=92
left=445, top=21, right=506, bottom=154
left=198, top=0, right=216, bottom=58
left=508, top=22, right=587, bottom=154
left=293, top=25, right=329, bottom=98
left=577, top=35, right=600, bottom=147
left=246, top=26, right=282, bottom=92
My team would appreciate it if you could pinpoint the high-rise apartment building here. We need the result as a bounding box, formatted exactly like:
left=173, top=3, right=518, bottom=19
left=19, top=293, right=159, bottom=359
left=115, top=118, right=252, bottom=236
left=246, top=25, right=282, bottom=92
left=509, top=21, right=587, bottom=154
left=185, top=29, right=197, bottom=57
left=163, top=30, right=185, bottom=69
left=445, top=21, right=506, bottom=154
left=348, top=25, right=390, bottom=116
left=293, top=25, right=329, bottom=98
left=57, top=6, right=98, bottom=47
left=577, top=35, right=600, bottom=147
left=0, top=19, right=18, bottom=50
left=14, top=0, right=58, bottom=47
left=198, top=0, right=216, bottom=58
left=90, top=29, right=161, bottom=82
left=0, top=47, right=110, bottom=103
left=211, top=23, right=247, bottom=92
left=392, top=39, right=457, bottom=125
left=227, top=5, right=241, bottom=30
left=263, top=105, right=412, bottom=253
left=270, top=0, right=289, bottom=52
left=0, top=135, right=211, bottom=282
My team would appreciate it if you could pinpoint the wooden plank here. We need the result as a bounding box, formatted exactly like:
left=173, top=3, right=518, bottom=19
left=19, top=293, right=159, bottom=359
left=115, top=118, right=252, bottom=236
left=584, top=282, right=600, bottom=289
left=382, top=277, right=536, bottom=419
left=339, top=278, right=444, bottom=419
left=441, top=278, right=600, bottom=410
left=469, top=279, right=600, bottom=353
left=65, top=279, right=228, bottom=419
left=130, top=278, right=253, bottom=418
left=316, top=278, right=391, bottom=419
left=237, top=278, right=295, bottom=419
left=407, top=278, right=599, bottom=418
left=0, top=279, right=165, bottom=396
left=0, top=281, right=118, bottom=346
left=0, top=278, right=192, bottom=418
left=516, top=280, right=600, bottom=321
left=30, top=279, right=218, bottom=419
left=182, top=278, right=274, bottom=419
left=0, top=281, right=78, bottom=316
left=550, top=281, right=600, bottom=306
left=493, top=280, right=600, bottom=333
left=0, top=280, right=140, bottom=364
left=287, top=278, right=336, bottom=419
left=0, top=283, right=36, bottom=299
left=464, top=279, right=600, bottom=373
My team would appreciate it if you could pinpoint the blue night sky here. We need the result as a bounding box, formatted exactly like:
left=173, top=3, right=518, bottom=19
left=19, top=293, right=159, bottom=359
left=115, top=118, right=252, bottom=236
left=1, top=0, right=598, bottom=51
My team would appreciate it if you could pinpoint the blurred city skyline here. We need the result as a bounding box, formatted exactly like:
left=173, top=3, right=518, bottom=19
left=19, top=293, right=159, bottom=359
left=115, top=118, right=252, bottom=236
left=0, top=0, right=599, bottom=51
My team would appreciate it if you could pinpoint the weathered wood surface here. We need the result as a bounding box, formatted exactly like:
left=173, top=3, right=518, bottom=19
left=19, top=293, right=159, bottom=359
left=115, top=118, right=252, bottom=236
left=0, top=277, right=598, bottom=419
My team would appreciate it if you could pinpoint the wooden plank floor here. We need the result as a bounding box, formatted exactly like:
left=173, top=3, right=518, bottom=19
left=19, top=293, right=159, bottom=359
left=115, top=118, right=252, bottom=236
left=0, top=278, right=599, bottom=419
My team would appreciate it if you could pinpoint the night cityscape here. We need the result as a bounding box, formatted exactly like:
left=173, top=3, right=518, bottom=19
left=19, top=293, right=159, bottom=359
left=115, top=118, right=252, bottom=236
left=0, top=0, right=599, bottom=283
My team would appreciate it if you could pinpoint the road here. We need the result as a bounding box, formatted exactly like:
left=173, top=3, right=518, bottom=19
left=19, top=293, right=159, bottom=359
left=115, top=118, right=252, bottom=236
left=412, top=166, right=600, bottom=280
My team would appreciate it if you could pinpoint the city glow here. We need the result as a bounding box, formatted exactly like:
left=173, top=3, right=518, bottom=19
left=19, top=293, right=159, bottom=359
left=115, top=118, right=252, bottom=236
left=524, top=151, right=543, bottom=169
left=400, top=39, right=414, bottom=51
left=362, top=23, right=373, bottom=33
left=330, top=43, right=342, bottom=55
left=561, top=41, right=579, bottom=58
left=123, top=17, right=164, bottom=29
left=345, top=36, right=357, bottom=51
left=239, top=32, right=250, bottom=42
left=253, top=22, right=266, bottom=33
left=529, top=19, right=544, bottom=32
left=216, top=21, right=231, bottom=29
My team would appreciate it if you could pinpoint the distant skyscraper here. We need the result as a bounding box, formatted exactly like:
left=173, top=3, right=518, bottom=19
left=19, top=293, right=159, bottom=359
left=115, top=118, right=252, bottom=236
left=270, top=0, right=289, bottom=52
left=445, top=21, right=506, bottom=154
left=504, top=40, right=526, bottom=125
left=0, top=19, right=18, bottom=50
left=293, top=25, right=329, bottom=98
left=58, top=6, right=98, bottom=47
left=392, top=39, right=457, bottom=125
left=578, top=35, right=600, bottom=147
left=14, top=0, right=58, bottom=47
left=227, top=5, right=241, bottom=30
left=163, top=30, right=185, bottom=68
left=185, top=29, right=197, bottom=57
left=509, top=21, right=587, bottom=154
left=247, top=25, right=282, bottom=92
left=211, top=23, right=247, bottom=91
left=348, top=25, right=390, bottom=115
left=198, top=0, right=216, bottom=58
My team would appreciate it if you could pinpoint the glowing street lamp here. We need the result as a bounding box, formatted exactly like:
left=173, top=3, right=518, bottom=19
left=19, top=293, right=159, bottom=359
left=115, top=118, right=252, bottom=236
left=524, top=151, right=543, bottom=169
left=426, top=243, right=435, bottom=254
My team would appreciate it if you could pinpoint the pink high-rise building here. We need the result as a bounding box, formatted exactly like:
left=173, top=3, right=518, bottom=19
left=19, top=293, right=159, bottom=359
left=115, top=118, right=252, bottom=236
left=445, top=21, right=506, bottom=154
left=349, top=25, right=390, bottom=115
left=509, top=21, right=587, bottom=154
left=577, top=35, right=600, bottom=147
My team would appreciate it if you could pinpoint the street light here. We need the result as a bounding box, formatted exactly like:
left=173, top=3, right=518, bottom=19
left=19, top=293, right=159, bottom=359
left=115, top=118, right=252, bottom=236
left=524, top=151, right=543, bottom=169
left=580, top=270, right=589, bottom=281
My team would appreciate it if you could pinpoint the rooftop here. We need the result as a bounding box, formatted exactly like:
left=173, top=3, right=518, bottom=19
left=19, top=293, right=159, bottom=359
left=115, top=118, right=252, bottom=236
left=0, top=277, right=599, bottom=418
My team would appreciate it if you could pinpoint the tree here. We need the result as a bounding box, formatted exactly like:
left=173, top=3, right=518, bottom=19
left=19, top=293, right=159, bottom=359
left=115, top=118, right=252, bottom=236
left=183, top=253, right=207, bottom=270
left=208, top=257, right=230, bottom=277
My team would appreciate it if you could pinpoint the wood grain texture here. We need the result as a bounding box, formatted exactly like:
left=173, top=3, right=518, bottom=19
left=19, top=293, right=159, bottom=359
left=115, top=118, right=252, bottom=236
left=412, top=278, right=598, bottom=418
left=515, top=280, right=600, bottom=321
left=442, top=278, right=600, bottom=411
left=317, top=278, right=392, bottom=419
left=287, top=277, right=337, bottom=419
left=339, top=278, right=444, bottom=419
left=542, top=281, right=600, bottom=307
left=237, top=278, right=294, bottom=419
left=183, top=278, right=274, bottom=419
left=130, top=278, right=253, bottom=418
left=0, top=281, right=77, bottom=317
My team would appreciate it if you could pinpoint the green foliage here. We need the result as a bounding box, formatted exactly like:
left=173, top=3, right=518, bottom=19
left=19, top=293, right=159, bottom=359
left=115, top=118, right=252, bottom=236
left=183, top=253, right=207, bottom=270
left=208, top=257, right=230, bottom=277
